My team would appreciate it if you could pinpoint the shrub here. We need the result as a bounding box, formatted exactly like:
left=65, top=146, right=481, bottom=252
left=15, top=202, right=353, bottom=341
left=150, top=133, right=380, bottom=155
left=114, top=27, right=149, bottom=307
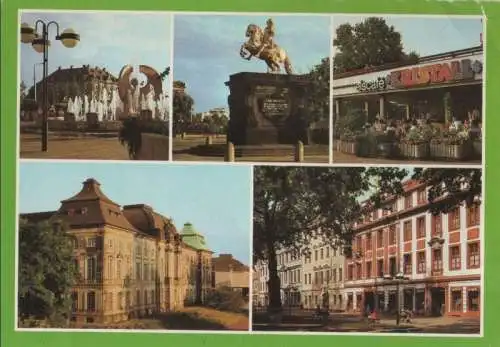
left=204, top=286, right=245, bottom=313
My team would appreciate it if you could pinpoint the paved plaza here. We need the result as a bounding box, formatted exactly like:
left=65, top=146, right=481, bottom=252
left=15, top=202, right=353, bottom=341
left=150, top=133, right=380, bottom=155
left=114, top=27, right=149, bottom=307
left=252, top=309, right=480, bottom=334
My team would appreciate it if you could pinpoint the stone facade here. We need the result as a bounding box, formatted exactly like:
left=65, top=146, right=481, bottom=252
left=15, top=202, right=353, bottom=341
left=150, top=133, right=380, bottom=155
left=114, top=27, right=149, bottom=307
left=21, top=178, right=213, bottom=325
left=212, top=254, right=250, bottom=298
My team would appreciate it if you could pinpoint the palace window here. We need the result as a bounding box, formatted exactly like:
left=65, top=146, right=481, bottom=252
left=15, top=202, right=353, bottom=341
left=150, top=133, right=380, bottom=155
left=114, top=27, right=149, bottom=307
left=71, top=292, right=78, bottom=312
left=449, top=246, right=461, bottom=270
left=467, top=289, right=480, bottom=312
left=468, top=242, right=480, bottom=268
left=107, top=256, right=113, bottom=280
left=448, top=207, right=461, bottom=231
left=403, top=221, right=412, bottom=242
left=404, top=194, right=413, bottom=209
left=432, top=249, right=443, bottom=271
left=87, top=237, right=96, bottom=248
left=417, top=251, right=426, bottom=273
left=389, top=226, right=396, bottom=245
left=308, top=273, right=312, bottom=284
left=87, top=256, right=96, bottom=281
left=332, top=268, right=337, bottom=282
left=314, top=250, right=318, bottom=261
left=326, top=247, right=330, bottom=258
left=347, top=265, right=353, bottom=281
left=377, top=259, right=384, bottom=277
left=136, top=261, right=141, bottom=280
left=389, top=257, right=396, bottom=276
left=366, top=233, right=372, bottom=250
left=403, top=254, right=412, bottom=274
left=356, top=236, right=362, bottom=251
left=467, top=204, right=481, bottom=227
left=117, top=259, right=121, bottom=279
left=320, top=248, right=324, bottom=260
left=417, top=188, right=426, bottom=204
left=338, top=268, right=343, bottom=281
left=87, top=291, right=96, bottom=312
left=451, top=289, right=462, bottom=312
left=377, top=230, right=384, bottom=248
left=417, top=216, right=426, bottom=239
left=366, top=261, right=372, bottom=278
left=432, top=215, right=442, bottom=237
left=356, top=263, right=362, bottom=280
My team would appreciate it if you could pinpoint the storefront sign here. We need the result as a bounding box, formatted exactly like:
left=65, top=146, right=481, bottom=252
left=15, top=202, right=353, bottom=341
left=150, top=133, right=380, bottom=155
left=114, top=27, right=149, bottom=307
left=355, top=77, right=388, bottom=92
left=389, top=58, right=482, bottom=88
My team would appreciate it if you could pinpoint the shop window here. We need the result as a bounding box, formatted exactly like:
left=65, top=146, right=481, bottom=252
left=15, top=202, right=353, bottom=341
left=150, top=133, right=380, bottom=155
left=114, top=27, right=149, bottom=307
left=448, top=207, right=460, bottom=231
left=389, top=226, right=396, bottom=245
left=451, top=289, right=462, bottom=312
left=449, top=246, right=461, bottom=270
left=432, top=215, right=442, bottom=237
left=417, top=216, right=426, bottom=238
left=403, top=254, right=412, bottom=275
left=467, top=204, right=480, bottom=227
left=467, top=289, right=480, bottom=312
left=404, top=221, right=412, bottom=241
left=432, top=249, right=443, bottom=271
left=417, top=251, right=426, bottom=274
left=468, top=242, right=480, bottom=268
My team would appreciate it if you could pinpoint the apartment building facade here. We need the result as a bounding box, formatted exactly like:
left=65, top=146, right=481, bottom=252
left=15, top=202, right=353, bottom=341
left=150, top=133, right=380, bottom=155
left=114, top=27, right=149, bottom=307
left=21, top=178, right=214, bottom=325
left=343, top=180, right=481, bottom=317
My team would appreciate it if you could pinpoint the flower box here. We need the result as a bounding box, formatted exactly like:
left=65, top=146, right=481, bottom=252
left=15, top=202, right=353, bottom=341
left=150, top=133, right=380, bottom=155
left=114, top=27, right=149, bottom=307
left=430, top=142, right=471, bottom=161
left=399, top=142, right=429, bottom=159
left=338, top=140, right=357, bottom=155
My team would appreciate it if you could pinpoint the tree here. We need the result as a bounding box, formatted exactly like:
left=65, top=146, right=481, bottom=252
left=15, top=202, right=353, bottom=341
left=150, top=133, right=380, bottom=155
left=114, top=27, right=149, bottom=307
left=20, top=81, right=27, bottom=103
left=18, top=218, right=78, bottom=326
left=306, top=57, right=330, bottom=123
left=172, top=81, right=194, bottom=135
left=253, top=167, right=407, bottom=311
left=412, top=168, right=482, bottom=215
left=333, top=17, right=419, bottom=74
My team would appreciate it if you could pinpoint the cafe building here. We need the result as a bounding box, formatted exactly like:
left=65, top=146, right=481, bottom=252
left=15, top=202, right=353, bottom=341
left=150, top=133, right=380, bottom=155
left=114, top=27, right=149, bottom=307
left=332, top=46, right=483, bottom=124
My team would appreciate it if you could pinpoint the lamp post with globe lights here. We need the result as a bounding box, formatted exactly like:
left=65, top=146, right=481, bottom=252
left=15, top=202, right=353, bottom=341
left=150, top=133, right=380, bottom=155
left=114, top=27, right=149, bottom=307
left=20, top=21, right=80, bottom=152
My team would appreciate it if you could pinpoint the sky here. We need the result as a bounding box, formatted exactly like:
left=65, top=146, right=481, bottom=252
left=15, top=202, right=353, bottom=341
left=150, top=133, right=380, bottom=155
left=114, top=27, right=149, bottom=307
left=19, top=162, right=251, bottom=265
left=20, top=11, right=172, bottom=89
left=173, top=14, right=331, bottom=113
left=332, top=15, right=483, bottom=56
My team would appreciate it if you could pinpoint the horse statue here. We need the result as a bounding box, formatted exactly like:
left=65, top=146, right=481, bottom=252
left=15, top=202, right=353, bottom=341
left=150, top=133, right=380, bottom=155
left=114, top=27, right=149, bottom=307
left=240, top=18, right=293, bottom=74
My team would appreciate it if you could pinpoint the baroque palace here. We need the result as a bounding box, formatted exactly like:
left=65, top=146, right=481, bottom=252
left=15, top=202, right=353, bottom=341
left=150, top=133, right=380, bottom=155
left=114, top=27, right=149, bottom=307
left=21, top=178, right=213, bottom=325
left=254, top=179, right=482, bottom=317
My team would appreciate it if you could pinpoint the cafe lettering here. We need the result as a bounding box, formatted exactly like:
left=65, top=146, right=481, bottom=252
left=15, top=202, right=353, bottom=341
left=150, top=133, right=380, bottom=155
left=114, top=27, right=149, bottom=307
left=389, top=59, right=481, bottom=89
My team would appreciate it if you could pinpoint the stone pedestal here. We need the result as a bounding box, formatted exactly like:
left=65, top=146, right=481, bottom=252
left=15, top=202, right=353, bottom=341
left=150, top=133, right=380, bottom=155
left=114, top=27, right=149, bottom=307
left=64, top=113, right=76, bottom=122
left=225, top=72, right=313, bottom=145
left=86, top=112, right=99, bottom=129
left=140, top=109, right=153, bottom=121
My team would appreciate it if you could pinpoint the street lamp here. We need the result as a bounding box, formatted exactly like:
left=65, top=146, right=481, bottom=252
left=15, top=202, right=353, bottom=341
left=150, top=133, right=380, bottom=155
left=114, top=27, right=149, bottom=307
left=20, top=21, right=80, bottom=152
left=383, top=272, right=409, bottom=325
left=33, top=62, right=44, bottom=103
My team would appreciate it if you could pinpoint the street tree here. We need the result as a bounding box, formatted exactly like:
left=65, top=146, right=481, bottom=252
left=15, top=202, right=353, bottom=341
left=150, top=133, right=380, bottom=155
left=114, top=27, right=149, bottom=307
left=172, top=81, right=195, bottom=135
left=306, top=57, right=330, bottom=123
left=333, top=17, right=419, bottom=74
left=18, top=218, right=78, bottom=326
left=253, top=166, right=407, bottom=312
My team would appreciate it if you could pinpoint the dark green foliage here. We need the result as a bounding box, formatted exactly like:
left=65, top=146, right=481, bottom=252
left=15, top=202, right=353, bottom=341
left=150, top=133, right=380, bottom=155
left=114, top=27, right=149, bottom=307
left=18, top=219, right=78, bottom=326
left=412, top=168, right=482, bottom=215
left=306, top=57, right=330, bottom=123
left=118, top=118, right=168, bottom=158
left=333, top=17, right=419, bottom=73
left=173, top=86, right=195, bottom=135
left=205, top=286, right=245, bottom=313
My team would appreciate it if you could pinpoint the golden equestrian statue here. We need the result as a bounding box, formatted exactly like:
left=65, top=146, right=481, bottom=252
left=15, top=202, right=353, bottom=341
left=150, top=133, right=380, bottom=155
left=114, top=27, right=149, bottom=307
left=240, top=18, right=293, bottom=74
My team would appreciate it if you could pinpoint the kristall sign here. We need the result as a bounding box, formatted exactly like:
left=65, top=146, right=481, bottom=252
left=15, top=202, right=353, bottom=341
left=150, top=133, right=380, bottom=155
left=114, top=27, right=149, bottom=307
left=355, top=77, right=388, bottom=92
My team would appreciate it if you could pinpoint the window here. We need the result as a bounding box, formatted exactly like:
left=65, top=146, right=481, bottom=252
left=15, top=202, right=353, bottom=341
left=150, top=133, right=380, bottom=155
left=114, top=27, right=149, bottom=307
left=468, top=243, right=480, bottom=268
left=366, top=261, right=372, bottom=278
left=404, top=221, right=412, bottom=241
left=320, top=248, right=324, bottom=260
left=417, top=188, right=426, bottom=204
left=382, top=205, right=389, bottom=216
left=451, top=289, right=462, bottom=312
left=71, top=292, right=78, bottom=312
left=389, top=226, right=396, bottom=245
left=449, top=208, right=461, bottom=230
left=449, top=246, right=461, bottom=270
left=315, top=250, right=318, bottom=261
left=319, top=271, right=324, bottom=284
left=467, top=289, right=480, bottom=312
left=372, top=210, right=378, bottom=221
left=339, top=268, right=343, bottom=281
left=87, top=237, right=96, bottom=247
left=377, top=259, right=384, bottom=277
left=136, top=290, right=141, bottom=306
left=107, top=256, right=113, bottom=280
left=314, top=272, right=318, bottom=284
left=432, top=249, right=443, bottom=271
left=326, top=247, right=330, bottom=258
left=432, top=215, right=442, bottom=236
left=308, top=273, right=311, bottom=284
left=403, top=254, right=412, bottom=274
left=356, top=263, right=362, bottom=279
left=417, top=216, right=426, bottom=238
left=87, top=291, right=96, bottom=312
left=366, top=233, right=372, bottom=250
left=117, top=259, right=121, bottom=279
left=356, top=237, right=362, bottom=251
left=332, top=268, right=337, bottom=282
left=405, top=194, right=413, bottom=209
left=377, top=230, right=383, bottom=248
left=389, top=257, right=396, bottom=276
left=467, top=204, right=480, bottom=227
left=347, top=265, right=353, bottom=281
left=304, top=274, right=307, bottom=284
left=136, top=261, right=141, bottom=280
left=417, top=251, right=426, bottom=273
left=87, top=256, right=96, bottom=281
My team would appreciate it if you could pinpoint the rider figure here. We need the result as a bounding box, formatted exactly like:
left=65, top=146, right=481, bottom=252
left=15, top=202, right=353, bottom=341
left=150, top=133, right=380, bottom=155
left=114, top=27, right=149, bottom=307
left=263, top=18, right=276, bottom=49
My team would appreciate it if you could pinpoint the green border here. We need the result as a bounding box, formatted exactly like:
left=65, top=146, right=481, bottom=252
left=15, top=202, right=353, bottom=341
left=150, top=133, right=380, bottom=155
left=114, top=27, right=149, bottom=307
left=1, top=0, right=499, bottom=346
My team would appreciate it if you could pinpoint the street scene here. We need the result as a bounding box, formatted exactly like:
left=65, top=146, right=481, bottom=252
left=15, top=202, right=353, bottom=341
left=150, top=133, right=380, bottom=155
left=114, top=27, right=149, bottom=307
left=332, top=16, right=483, bottom=165
left=19, top=11, right=171, bottom=161
left=252, top=166, right=482, bottom=334
left=172, top=15, right=330, bottom=163
left=18, top=162, right=251, bottom=330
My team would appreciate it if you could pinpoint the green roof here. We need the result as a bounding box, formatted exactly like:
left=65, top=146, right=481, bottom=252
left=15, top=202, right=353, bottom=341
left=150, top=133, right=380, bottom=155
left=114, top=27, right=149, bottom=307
left=180, top=222, right=211, bottom=251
